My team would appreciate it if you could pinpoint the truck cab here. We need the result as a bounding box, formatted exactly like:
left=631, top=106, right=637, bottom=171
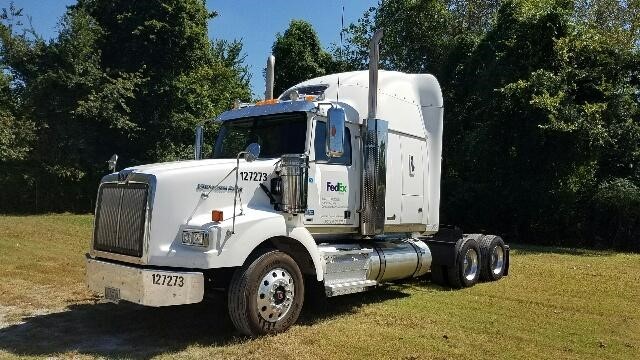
left=86, top=55, right=509, bottom=336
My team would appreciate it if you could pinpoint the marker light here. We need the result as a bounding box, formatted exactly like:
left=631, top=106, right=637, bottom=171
left=212, top=210, right=224, bottom=222
left=255, top=99, right=279, bottom=106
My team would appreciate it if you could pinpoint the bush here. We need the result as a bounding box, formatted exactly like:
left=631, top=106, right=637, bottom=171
left=588, top=179, right=640, bottom=251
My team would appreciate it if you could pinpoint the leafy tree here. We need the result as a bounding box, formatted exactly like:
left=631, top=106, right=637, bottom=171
left=73, top=0, right=251, bottom=162
left=338, top=0, right=502, bottom=74
left=0, top=0, right=251, bottom=212
left=271, top=20, right=334, bottom=96
left=0, top=63, right=36, bottom=212
left=0, top=5, right=35, bottom=163
left=0, top=71, right=33, bottom=162
left=340, top=0, right=640, bottom=248
left=1, top=5, right=146, bottom=211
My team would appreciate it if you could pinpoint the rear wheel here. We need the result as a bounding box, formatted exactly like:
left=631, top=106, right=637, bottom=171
left=447, top=237, right=481, bottom=288
left=228, top=250, right=304, bottom=336
left=479, top=235, right=506, bottom=281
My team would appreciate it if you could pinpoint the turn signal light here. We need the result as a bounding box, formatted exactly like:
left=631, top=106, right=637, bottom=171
left=212, top=210, right=224, bottom=222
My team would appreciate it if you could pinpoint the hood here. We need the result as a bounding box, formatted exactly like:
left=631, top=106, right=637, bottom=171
left=123, top=158, right=243, bottom=175
left=102, top=157, right=283, bottom=265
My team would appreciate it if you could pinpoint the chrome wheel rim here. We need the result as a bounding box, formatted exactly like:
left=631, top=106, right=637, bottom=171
left=491, top=246, right=505, bottom=275
left=256, top=267, right=294, bottom=322
left=463, top=248, right=479, bottom=281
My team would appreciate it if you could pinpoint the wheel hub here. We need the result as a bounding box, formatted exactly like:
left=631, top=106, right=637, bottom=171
left=257, top=268, right=294, bottom=322
left=273, top=286, right=286, bottom=304
left=463, top=248, right=479, bottom=281
left=491, top=246, right=505, bottom=275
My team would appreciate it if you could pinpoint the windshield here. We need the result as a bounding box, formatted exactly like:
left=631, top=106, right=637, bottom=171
left=213, top=112, right=307, bottom=159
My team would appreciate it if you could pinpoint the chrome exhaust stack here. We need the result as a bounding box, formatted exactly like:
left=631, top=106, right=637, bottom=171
left=265, top=55, right=275, bottom=100
left=361, top=29, right=388, bottom=236
left=367, top=29, right=384, bottom=120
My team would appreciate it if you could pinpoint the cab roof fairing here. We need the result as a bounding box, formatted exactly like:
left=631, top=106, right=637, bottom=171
left=279, top=70, right=444, bottom=138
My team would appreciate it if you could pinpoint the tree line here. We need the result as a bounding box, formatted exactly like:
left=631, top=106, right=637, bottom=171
left=1, top=0, right=639, bottom=250
left=274, top=0, right=640, bottom=250
left=0, top=0, right=251, bottom=212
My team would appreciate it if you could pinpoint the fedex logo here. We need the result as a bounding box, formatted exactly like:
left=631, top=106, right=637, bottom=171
left=326, top=181, right=347, bottom=192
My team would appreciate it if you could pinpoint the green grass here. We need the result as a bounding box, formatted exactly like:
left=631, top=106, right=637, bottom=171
left=0, top=214, right=639, bottom=359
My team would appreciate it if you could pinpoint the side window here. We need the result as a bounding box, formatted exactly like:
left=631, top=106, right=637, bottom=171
left=314, top=121, right=352, bottom=165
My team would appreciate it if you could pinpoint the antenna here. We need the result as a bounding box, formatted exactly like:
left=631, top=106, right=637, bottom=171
left=337, top=3, right=344, bottom=103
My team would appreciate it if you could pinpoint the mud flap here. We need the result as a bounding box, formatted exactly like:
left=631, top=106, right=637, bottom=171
left=503, top=244, right=510, bottom=276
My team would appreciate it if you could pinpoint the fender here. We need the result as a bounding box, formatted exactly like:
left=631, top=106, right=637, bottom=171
left=286, top=226, right=324, bottom=281
left=149, top=208, right=324, bottom=281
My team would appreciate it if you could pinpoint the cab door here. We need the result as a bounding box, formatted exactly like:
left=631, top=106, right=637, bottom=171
left=304, top=119, right=358, bottom=227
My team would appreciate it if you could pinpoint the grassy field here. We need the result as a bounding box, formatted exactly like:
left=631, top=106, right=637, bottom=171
left=0, top=214, right=638, bottom=360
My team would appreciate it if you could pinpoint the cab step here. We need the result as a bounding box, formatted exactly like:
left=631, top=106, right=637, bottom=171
left=325, top=279, right=378, bottom=297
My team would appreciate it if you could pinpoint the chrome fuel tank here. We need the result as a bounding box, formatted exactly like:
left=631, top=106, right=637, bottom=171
left=318, top=238, right=432, bottom=289
left=368, top=239, right=431, bottom=282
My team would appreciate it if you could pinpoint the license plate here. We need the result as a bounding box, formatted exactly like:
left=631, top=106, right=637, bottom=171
left=105, top=286, right=120, bottom=303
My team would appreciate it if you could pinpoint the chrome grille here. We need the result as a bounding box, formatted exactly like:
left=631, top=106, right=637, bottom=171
left=93, top=183, right=148, bottom=257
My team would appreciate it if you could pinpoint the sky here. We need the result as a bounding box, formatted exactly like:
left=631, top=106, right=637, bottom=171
left=12, top=0, right=378, bottom=97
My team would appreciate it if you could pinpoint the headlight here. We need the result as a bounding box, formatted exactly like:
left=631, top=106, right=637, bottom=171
left=182, top=230, right=209, bottom=247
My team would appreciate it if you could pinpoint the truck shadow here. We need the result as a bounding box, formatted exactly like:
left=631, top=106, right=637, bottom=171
left=0, top=282, right=443, bottom=359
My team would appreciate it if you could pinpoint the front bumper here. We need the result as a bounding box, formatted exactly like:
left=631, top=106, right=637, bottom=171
left=86, top=256, right=204, bottom=307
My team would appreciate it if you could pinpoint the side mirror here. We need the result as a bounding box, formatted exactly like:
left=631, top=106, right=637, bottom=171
left=107, top=154, right=118, bottom=172
left=326, top=107, right=346, bottom=158
left=194, top=125, right=204, bottom=160
left=244, top=143, right=261, bottom=162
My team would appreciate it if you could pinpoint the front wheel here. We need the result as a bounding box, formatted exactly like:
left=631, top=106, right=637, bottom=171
left=227, top=250, right=304, bottom=336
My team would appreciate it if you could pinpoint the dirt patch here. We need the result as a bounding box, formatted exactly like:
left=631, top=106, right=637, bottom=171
left=0, top=305, right=17, bottom=328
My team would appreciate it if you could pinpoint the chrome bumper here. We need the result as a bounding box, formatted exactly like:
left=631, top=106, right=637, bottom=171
left=86, top=256, right=204, bottom=307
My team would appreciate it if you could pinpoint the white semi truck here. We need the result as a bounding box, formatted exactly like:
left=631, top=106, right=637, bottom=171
left=86, top=31, right=509, bottom=336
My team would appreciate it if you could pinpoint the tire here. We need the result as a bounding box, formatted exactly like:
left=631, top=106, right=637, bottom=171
left=227, top=249, right=304, bottom=337
left=479, top=235, right=506, bottom=281
left=447, top=237, right=481, bottom=289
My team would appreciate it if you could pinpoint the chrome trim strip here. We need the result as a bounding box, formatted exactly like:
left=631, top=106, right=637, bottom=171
left=307, top=226, right=359, bottom=234
left=383, top=224, right=427, bottom=233
left=88, top=249, right=146, bottom=265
